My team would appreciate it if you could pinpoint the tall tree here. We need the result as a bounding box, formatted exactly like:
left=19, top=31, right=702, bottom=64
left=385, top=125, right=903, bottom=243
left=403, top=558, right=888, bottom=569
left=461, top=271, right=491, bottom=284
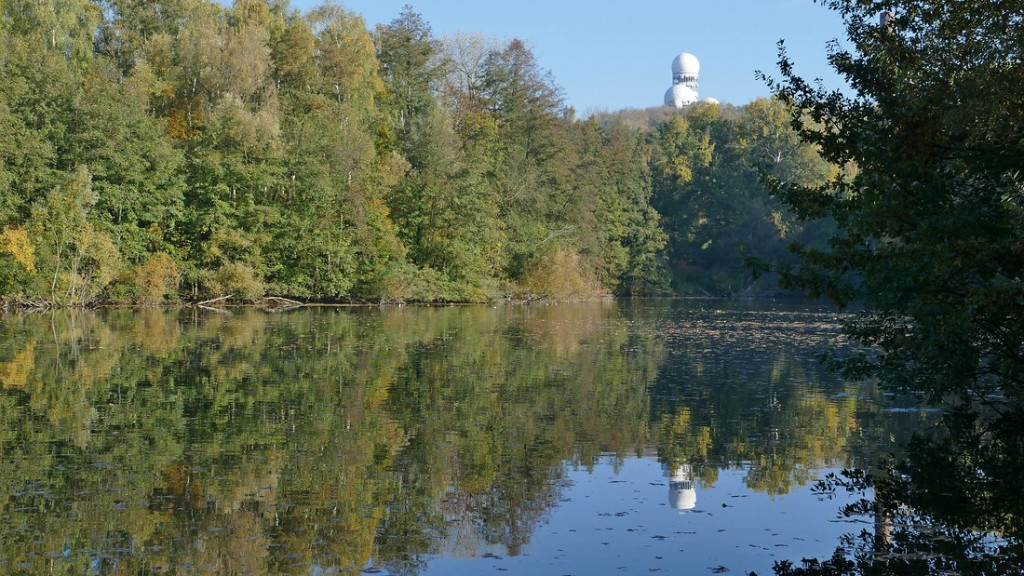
left=67, top=58, right=185, bottom=262
left=767, top=0, right=1024, bottom=407
left=375, top=8, right=503, bottom=300
left=374, top=5, right=439, bottom=138
left=595, top=119, right=671, bottom=295
left=479, top=39, right=574, bottom=285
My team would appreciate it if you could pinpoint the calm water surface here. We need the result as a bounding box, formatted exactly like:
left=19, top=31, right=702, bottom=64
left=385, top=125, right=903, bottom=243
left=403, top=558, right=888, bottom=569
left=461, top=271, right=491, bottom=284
left=0, top=300, right=929, bottom=575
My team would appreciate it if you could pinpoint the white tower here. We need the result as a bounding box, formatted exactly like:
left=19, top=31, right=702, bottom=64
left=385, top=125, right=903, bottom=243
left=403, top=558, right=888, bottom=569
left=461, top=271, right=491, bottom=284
left=664, top=52, right=700, bottom=108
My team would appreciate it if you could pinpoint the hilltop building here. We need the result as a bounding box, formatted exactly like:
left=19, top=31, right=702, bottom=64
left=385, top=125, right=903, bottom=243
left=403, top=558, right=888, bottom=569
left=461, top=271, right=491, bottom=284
left=664, top=52, right=718, bottom=108
left=664, top=52, right=700, bottom=107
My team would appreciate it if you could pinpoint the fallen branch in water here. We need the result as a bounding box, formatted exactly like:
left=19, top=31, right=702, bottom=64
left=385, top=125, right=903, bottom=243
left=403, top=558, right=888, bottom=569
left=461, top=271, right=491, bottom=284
left=261, top=296, right=303, bottom=307
left=14, top=297, right=53, bottom=309
left=258, top=296, right=305, bottom=313
left=196, top=294, right=233, bottom=307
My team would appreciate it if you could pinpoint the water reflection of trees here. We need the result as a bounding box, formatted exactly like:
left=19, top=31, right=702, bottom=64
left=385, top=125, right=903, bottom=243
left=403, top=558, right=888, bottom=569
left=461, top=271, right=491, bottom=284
left=0, top=303, right=660, bottom=574
left=639, top=300, right=929, bottom=496
left=0, top=302, right=919, bottom=574
left=772, top=406, right=1024, bottom=576
left=375, top=303, right=659, bottom=572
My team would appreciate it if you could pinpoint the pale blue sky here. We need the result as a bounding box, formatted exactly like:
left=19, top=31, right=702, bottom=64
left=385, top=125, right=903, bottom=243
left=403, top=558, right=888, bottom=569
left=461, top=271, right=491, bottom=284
left=288, top=0, right=851, bottom=113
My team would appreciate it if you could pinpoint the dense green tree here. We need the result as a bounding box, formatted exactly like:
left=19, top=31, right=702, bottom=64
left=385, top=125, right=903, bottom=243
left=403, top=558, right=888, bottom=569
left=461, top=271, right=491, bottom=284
left=374, top=5, right=440, bottom=138
left=264, top=98, right=362, bottom=298
left=567, top=118, right=670, bottom=295
left=0, top=0, right=790, bottom=304
left=649, top=109, right=717, bottom=289
left=305, top=2, right=381, bottom=113
left=386, top=108, right=501, bottom=300
left=30, top=167, right=123, bottom=305
left=297, top=3, right=411, bottom=300
left=373, top=8, right=499, bottom=300
left=766, top=0, right=1024, bottom=407
left=649, top=99, right=831, bottom=294
left=67, top=59, right=185, bottom=263
left=264, top=8, right=363, bottom=299
left=479, top=39, right=576, bottom=284
left=0, top=0, right=91, bottom=219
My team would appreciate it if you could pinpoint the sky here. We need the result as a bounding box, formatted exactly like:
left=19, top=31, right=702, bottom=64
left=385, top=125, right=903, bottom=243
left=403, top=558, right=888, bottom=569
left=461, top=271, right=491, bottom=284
left=288, top=0, right=852, bottom=113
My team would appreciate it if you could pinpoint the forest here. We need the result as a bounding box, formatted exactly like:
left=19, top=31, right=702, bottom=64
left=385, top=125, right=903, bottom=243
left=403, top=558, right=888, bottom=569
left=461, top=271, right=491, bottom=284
left=0, top=0, right=833, bottom=306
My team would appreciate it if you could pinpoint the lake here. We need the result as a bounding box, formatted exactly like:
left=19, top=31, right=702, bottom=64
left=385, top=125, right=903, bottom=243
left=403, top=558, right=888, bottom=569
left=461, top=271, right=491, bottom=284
left=0, top=300, right=933, bottom=575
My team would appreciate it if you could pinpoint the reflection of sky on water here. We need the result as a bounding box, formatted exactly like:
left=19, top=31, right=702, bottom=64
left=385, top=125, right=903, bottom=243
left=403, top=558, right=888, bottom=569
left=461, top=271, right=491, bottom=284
left=420, top=457, right=859, bottom=576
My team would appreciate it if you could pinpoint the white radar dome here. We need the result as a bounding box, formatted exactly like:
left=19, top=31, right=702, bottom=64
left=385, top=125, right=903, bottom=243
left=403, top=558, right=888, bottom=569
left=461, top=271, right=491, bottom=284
left=665, top=84, right=698, bottom=107
left=671, top=52, right=700, bottom=76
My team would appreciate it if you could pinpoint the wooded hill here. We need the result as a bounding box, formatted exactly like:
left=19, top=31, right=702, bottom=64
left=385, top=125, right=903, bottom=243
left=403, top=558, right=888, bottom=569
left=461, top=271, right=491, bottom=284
left=0, top=0, right=834, bottom=305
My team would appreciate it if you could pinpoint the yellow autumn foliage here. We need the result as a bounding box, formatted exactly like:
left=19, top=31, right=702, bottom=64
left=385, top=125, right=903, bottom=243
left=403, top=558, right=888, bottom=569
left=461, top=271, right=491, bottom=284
left=0, top=227, right=36, bottom=272
left=133, top=252, right=180, bottom=305
left=522, top=247, right=605, bottom=300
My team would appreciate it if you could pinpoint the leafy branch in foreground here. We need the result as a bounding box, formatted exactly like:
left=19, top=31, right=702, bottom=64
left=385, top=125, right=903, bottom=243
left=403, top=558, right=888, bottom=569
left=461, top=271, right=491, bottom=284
left=765, top=0, right=1024, bottom=407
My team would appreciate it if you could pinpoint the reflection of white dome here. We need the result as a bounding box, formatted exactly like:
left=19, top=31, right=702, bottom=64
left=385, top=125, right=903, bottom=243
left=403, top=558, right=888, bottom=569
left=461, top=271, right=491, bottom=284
left=668, top=464, right=697, bottom=510
left=672, top=52, right=700, bottom=76
left=665, top=84, right=698, bottom=107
